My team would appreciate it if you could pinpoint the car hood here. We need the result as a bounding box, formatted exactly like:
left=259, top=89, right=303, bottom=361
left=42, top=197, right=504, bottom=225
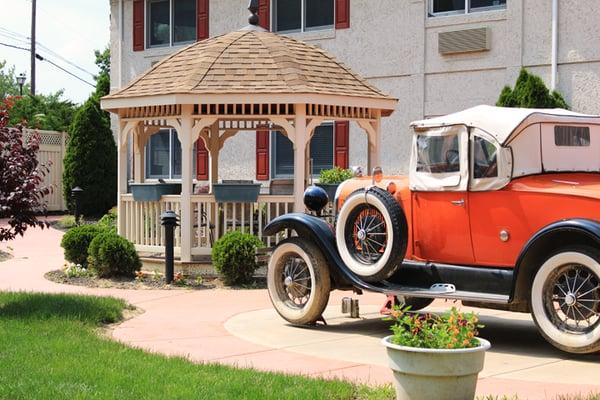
left=508, top=173, right=600, bottom=200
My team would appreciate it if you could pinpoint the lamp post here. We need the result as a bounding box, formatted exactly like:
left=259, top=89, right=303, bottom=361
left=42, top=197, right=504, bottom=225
left=71, top=186, right=84, bottom=225
left=16, top=73, right=26, bottom=96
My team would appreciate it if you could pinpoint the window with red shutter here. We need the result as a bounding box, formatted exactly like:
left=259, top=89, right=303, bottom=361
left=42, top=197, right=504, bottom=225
left=196, top=137, right=209, bottom=180
left=256, top=129, right=270, bottom=180
left=335, top=0, right=350, bottom=29
left=334, top=121, right=349, bottom=169
left=196, top=0, right=209, bottom=40
left=258, top=0, right=271, bottom=30
left=133, top=0, right=145, bottom=51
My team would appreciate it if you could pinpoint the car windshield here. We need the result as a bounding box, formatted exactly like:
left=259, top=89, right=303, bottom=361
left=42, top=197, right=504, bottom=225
left=416, top=134, right=460, bottom=173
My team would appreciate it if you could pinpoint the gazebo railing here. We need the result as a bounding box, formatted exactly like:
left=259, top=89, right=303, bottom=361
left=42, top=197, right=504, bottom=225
left=120, top=193, right=305, bottom=256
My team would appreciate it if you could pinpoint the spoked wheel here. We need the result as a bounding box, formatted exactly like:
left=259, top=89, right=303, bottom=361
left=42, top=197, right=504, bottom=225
left=346, top=205, right=388, bottom=265
left=267, top=238, right=330, bottom=325
left=531, top=246, right=600, bottom=354
left=336, top=187, right=408, bottom=282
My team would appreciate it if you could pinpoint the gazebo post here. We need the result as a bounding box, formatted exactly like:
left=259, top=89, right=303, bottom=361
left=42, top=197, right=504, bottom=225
left=293, top=104, right=307, bottom=211
left=178, top=105, right=195, bottom=263
left=117, top=120, right=138, bottom=235
left=209, top=122, right=220, bottom=188
left=133, top=126, right=146, bottom=183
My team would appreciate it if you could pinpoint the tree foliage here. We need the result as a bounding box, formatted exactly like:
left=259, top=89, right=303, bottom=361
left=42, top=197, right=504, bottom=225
left=496, top=69, right=569, bottom=109
left=62, top=47, right=116, bottom=217
left=0, top=102, right=50, bottom=241
left=0, top=60, right=30, bottom=99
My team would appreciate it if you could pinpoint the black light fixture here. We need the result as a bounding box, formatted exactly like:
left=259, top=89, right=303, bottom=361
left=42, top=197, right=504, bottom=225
left=16, top=73, right=26, bottom=96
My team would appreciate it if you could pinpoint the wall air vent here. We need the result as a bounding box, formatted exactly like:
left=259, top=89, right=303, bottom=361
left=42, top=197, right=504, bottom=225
left=438, top=27, right=490, bottom=55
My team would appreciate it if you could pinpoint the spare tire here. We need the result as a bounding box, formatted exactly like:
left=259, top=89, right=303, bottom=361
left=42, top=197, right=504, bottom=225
left=335, top=187, right=408, bottom=282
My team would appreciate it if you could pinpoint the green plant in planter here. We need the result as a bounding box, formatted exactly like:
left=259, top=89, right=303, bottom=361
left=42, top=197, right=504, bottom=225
left=87, top=232, right=141, bottom=278
left=211, top=231, right=263, bottom=285
left=318, top=167, right=353, bottom=185
left=96, top=207, right=117, bottom=232
left=388, top=306, right=483, bottom=349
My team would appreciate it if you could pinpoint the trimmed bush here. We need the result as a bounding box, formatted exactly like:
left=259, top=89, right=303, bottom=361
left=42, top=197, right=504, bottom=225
left=60, top=224, right=105, bottom=266
left=87, top=232, right=141, bottom=278
left=318, top=167, right=354, bottom=185
left=211, top=231, right=263, bottom=285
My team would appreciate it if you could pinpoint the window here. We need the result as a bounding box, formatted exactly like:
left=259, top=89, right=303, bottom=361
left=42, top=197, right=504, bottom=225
left=273, top=124, right=334, bottom=177
left=473, top=136, right=498, bottom=178
left=416, top=134, right=460, bottom=173
left=148, top=0, right=196, bottom=47
left=554, top=126, right=591, bottom=147
left=146, top=129, right=194, bottom=179
left=273, top=0, right=334, bottom=33
left=429, top=0, right=506, bottom=16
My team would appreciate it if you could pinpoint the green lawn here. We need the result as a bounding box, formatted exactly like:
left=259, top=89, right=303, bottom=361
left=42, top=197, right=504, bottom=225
left=0, top=292, right=393, bottom=400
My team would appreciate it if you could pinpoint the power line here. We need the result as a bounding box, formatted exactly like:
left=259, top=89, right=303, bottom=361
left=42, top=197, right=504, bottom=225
left=0, top=41, right=95, bottom=88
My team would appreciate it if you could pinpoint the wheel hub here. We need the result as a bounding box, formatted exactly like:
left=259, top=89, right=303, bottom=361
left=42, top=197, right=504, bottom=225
left=564, top=293, right=577, bottom=306
left=284, top=276, right=293, bottom=287
left=357, top=229, right=367, bottom=241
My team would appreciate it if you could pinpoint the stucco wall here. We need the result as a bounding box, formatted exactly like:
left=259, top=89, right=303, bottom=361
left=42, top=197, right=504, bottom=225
left=110, top=0, right=600, bottom=178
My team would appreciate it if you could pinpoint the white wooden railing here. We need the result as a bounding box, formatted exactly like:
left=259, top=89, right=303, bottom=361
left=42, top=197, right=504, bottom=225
left=120, top=194, right=297, bottom=256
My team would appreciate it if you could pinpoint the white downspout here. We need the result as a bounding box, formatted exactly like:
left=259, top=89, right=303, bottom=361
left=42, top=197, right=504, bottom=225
left=551, top=0, right=558, bottom=90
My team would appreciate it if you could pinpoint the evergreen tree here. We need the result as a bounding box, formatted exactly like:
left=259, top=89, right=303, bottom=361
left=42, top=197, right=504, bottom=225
left=62, top=47, right=116, bottom=216
left=496, top=69, right=568, bottom=109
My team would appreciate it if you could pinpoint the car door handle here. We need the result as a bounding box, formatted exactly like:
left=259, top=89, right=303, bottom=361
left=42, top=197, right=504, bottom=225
left=451, top=199, right=465, bottom=206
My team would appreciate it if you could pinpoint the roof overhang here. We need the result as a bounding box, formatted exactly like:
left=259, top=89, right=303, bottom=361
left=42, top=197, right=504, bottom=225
left=101, top=92, right=398, bottom=117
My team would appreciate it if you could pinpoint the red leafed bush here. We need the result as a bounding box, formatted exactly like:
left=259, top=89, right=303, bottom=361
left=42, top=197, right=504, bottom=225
left=0, top=99, right=51, bottom=241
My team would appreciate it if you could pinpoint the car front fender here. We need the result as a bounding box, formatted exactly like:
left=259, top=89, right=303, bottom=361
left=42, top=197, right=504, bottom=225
left=264, top=213, right=382, bottom=291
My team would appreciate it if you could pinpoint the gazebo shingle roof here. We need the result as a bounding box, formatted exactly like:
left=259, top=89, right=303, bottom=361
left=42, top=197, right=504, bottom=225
left=105, top=29, right=394, bottom=101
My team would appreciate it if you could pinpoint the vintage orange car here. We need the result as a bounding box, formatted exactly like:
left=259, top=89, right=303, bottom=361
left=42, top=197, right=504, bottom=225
left=264, top=105, right=600, bottom=354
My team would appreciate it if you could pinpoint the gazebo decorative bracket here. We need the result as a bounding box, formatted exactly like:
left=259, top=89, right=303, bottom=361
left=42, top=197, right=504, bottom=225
left=357, top=119, right=377, bottom=145
left=306, top=117, right=325, bottom=141
left=119, top=120, right=140, bottom=149
left=270, top=116, right=296, bottom=143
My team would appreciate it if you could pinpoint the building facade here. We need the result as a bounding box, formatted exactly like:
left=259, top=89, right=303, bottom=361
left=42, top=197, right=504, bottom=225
left=109, top=0, right=600, bottom=182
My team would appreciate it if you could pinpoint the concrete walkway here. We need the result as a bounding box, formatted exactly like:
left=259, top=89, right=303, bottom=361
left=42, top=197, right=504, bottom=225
left=0, top=221, right=598, bottom=400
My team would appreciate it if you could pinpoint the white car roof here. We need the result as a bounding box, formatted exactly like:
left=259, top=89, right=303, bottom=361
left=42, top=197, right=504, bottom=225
left=410, top=105, right=600, bottom=145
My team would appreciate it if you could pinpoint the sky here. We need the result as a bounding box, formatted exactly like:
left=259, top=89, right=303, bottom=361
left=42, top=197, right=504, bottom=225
left=0, top=0, right=110, bottom=104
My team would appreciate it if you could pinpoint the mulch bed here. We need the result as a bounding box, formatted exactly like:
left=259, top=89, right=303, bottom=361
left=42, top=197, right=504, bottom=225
left=44, top=270, right=266, bottom=291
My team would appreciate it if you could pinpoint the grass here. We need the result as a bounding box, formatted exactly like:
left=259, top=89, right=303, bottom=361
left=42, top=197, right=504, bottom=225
left=0, top=292, right=394, bottom=400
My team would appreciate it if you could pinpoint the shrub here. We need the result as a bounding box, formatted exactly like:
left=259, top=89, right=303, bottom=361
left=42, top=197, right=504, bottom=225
left=87, top=232, right=141, bottom=278
left=60, top=224, right=105, bottom=266
left=96, top=208, right=117, bottom=232
left=62, top=96, right=116, bottom=217
left=496, top=68, right=569, bottom=109
left=318, top=167, right=354, bottom=185
left=211, top=231, right=263, bottom=285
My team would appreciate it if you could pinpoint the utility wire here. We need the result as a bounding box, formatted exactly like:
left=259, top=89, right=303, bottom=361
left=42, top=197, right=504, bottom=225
left=0, top=41, right=95, bottom=88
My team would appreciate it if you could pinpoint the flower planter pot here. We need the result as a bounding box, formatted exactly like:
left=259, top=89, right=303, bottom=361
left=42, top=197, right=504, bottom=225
left=316, top=183, right=339, bottom=202
left=130, top=183, right=181, bottom=202
left=381, top=335, right=490, bottom=400
left=213, top=183, right=261, bottom=203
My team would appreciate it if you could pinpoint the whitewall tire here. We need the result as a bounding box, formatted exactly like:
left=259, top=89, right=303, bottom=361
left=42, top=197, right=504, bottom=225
left=335, top=187, right=407, bottom=282
left=530, top=247, right=600, bottom=354
left=267, top=238, right=331, bottom=325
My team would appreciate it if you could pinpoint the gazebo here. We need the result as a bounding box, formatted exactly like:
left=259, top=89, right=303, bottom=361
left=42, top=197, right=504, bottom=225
left=101, top=6, right=397, bottom=262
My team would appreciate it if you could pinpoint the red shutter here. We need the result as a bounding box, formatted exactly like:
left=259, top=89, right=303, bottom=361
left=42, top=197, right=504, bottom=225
left=335, top=0, right=350, bottom=29
left=196, top=138, right=209, bottom=180
left=196, top=0, right=209, bottom=40
left=258, top=0, right=271, bottom=31
left=334, top=121, right=349, bottom=169
left=256, top=129, right=270, bottom=180
left=133, top=0, right=144, bottom=51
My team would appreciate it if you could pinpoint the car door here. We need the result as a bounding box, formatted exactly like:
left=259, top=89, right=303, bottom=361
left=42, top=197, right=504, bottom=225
left=409, top=125, right=475, bottom=265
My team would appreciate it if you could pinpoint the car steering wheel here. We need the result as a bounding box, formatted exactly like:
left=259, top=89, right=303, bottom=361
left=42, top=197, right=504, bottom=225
left=445, top=149, right=459, bottom=168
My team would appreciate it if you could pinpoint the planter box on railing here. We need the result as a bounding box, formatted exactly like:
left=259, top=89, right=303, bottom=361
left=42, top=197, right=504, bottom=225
left=130, top=183, right=181, bottom=202
left=213, top=182, right=261, bottom=203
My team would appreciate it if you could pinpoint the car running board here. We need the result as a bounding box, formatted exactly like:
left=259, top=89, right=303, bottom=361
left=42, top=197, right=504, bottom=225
left=377, top=282, right=510, bottom=304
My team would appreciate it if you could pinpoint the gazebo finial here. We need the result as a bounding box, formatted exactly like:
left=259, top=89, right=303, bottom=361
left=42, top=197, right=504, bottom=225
left=248, top=0, right=259, bottom=26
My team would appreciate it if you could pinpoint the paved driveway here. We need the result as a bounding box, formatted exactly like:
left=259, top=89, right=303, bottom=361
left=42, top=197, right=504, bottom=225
left=0, top=221, right=598, bottom=400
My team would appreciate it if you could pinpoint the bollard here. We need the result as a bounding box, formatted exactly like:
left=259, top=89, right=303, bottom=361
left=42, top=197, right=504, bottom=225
left=161, top=210, right=179, bottom=284
left=71, top=186, right=83, bottom=225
